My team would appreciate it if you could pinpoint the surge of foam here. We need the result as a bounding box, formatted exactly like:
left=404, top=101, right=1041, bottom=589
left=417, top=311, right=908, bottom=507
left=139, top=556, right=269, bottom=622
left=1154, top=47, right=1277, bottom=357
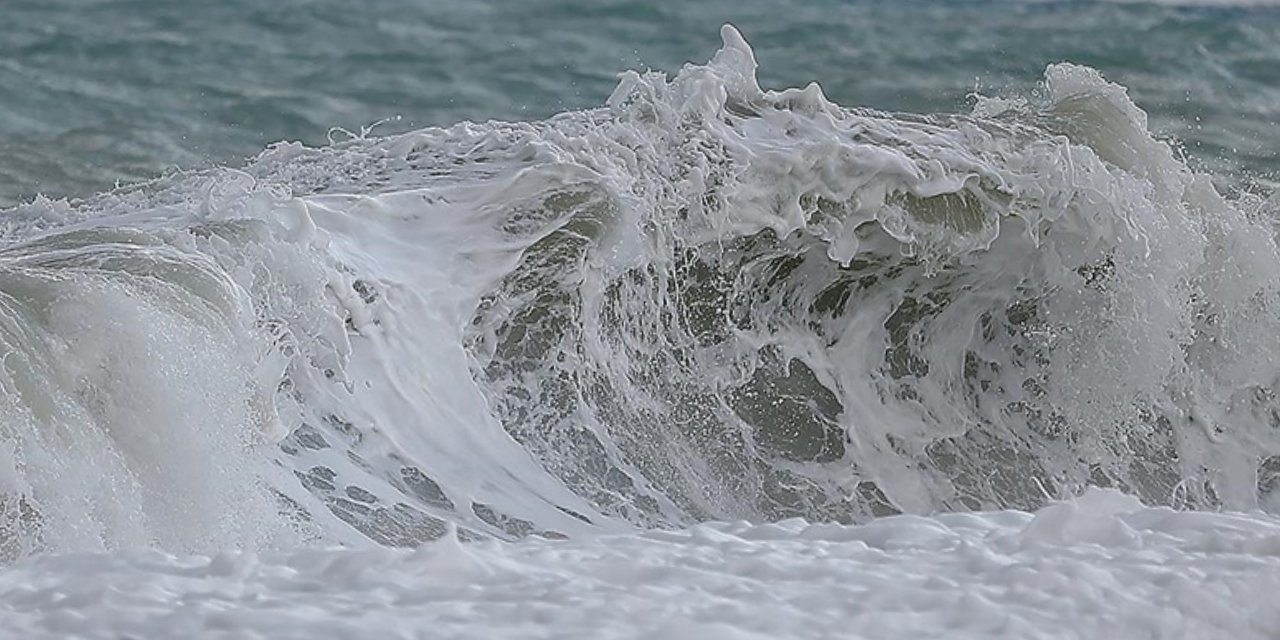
left=0, top=25, right=1277, bottom=555
left=5, top=489, right=1280, bottom=640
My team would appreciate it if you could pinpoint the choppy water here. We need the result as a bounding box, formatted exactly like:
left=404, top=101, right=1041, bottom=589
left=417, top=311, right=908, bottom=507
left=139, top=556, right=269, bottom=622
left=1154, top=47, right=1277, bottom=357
left=3, top=0, right=1279, bottom=208
left=0, top=1, right=1279, bottom=560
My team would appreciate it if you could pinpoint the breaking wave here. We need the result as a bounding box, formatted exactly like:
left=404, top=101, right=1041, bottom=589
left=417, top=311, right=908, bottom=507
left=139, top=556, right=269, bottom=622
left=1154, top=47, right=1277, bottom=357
left=1, top=25, right=1278, bottom=556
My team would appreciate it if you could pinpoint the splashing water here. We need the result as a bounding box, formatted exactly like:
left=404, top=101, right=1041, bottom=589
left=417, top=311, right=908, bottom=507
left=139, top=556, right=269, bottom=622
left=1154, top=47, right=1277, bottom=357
left=0, top=26, right=1277, bottom=559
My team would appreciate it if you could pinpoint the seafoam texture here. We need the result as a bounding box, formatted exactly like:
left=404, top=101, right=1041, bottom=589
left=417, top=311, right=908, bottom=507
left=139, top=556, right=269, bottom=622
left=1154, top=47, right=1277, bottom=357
left=0, top=490, right=1277, bottom=640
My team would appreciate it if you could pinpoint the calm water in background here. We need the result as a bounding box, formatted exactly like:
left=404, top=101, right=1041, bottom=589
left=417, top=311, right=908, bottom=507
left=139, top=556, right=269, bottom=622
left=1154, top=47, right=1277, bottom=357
left=1, top=0, right=1278, bottom=208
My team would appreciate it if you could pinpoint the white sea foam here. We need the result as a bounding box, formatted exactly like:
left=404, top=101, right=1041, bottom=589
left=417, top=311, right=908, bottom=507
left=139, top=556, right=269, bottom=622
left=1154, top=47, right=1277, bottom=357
left=1, top=489, right=1278, bottom=639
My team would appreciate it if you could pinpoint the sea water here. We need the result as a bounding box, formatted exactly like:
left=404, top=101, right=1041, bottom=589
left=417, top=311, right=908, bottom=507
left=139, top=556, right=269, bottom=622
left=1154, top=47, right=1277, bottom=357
left=1, top=1, right=1280, bottom=638
left=3, top=0, right=1278, bottom=207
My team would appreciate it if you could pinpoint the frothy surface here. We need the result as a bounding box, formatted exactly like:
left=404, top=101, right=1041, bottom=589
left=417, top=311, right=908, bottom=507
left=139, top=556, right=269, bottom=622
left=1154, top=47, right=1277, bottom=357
left=3, top=490, right=1279, bottom=640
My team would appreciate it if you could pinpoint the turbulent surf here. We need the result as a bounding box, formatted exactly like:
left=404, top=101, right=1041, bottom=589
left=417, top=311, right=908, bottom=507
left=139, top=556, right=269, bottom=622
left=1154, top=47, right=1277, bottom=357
left=1, top=25, right=1278, bottom=556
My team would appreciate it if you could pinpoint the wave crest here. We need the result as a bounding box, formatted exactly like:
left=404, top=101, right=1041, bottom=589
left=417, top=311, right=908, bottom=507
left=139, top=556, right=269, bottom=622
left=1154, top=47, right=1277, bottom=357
left=1, top=25, right=1278, bottom=555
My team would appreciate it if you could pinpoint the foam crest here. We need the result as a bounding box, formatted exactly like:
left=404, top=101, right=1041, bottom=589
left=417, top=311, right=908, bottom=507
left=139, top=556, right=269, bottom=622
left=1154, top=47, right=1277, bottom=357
left=467, top=25, right=1280, bottom=523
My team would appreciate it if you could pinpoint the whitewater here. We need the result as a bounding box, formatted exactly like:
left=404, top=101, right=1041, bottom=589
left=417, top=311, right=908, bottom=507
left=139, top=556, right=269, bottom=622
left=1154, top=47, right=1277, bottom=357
left=1, top=24, right=1279, bottom=638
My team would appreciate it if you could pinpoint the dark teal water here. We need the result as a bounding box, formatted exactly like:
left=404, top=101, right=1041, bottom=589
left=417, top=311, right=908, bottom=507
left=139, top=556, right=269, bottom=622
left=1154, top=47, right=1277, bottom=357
left=2, top=0, right=1278, bottom=207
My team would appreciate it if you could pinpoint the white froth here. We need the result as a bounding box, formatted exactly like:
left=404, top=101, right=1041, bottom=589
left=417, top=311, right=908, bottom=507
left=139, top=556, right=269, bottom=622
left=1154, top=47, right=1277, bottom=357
left=1, top=490, right=1277, bottom=640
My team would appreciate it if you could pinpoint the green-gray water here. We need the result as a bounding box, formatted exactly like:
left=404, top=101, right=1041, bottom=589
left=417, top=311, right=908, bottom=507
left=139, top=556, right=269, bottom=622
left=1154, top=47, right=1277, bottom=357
left=2, top=0, right=1278, bottom=207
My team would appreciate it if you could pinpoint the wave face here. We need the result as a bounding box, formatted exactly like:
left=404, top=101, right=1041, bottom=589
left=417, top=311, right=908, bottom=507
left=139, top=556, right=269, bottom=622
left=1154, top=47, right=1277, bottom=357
left=2, top=26, right=1279, bottom=554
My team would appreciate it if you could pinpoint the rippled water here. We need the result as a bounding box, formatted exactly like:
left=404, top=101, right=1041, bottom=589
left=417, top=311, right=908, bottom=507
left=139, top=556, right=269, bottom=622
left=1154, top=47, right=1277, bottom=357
left=2, top=0, right=1278, bottom=207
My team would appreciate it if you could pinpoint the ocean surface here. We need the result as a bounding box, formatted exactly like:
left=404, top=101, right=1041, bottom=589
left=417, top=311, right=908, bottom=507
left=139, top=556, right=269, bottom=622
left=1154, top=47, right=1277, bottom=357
left=3, top=0, right=1279, bottom=207
left=2, top=1, right=1280, bottom=638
